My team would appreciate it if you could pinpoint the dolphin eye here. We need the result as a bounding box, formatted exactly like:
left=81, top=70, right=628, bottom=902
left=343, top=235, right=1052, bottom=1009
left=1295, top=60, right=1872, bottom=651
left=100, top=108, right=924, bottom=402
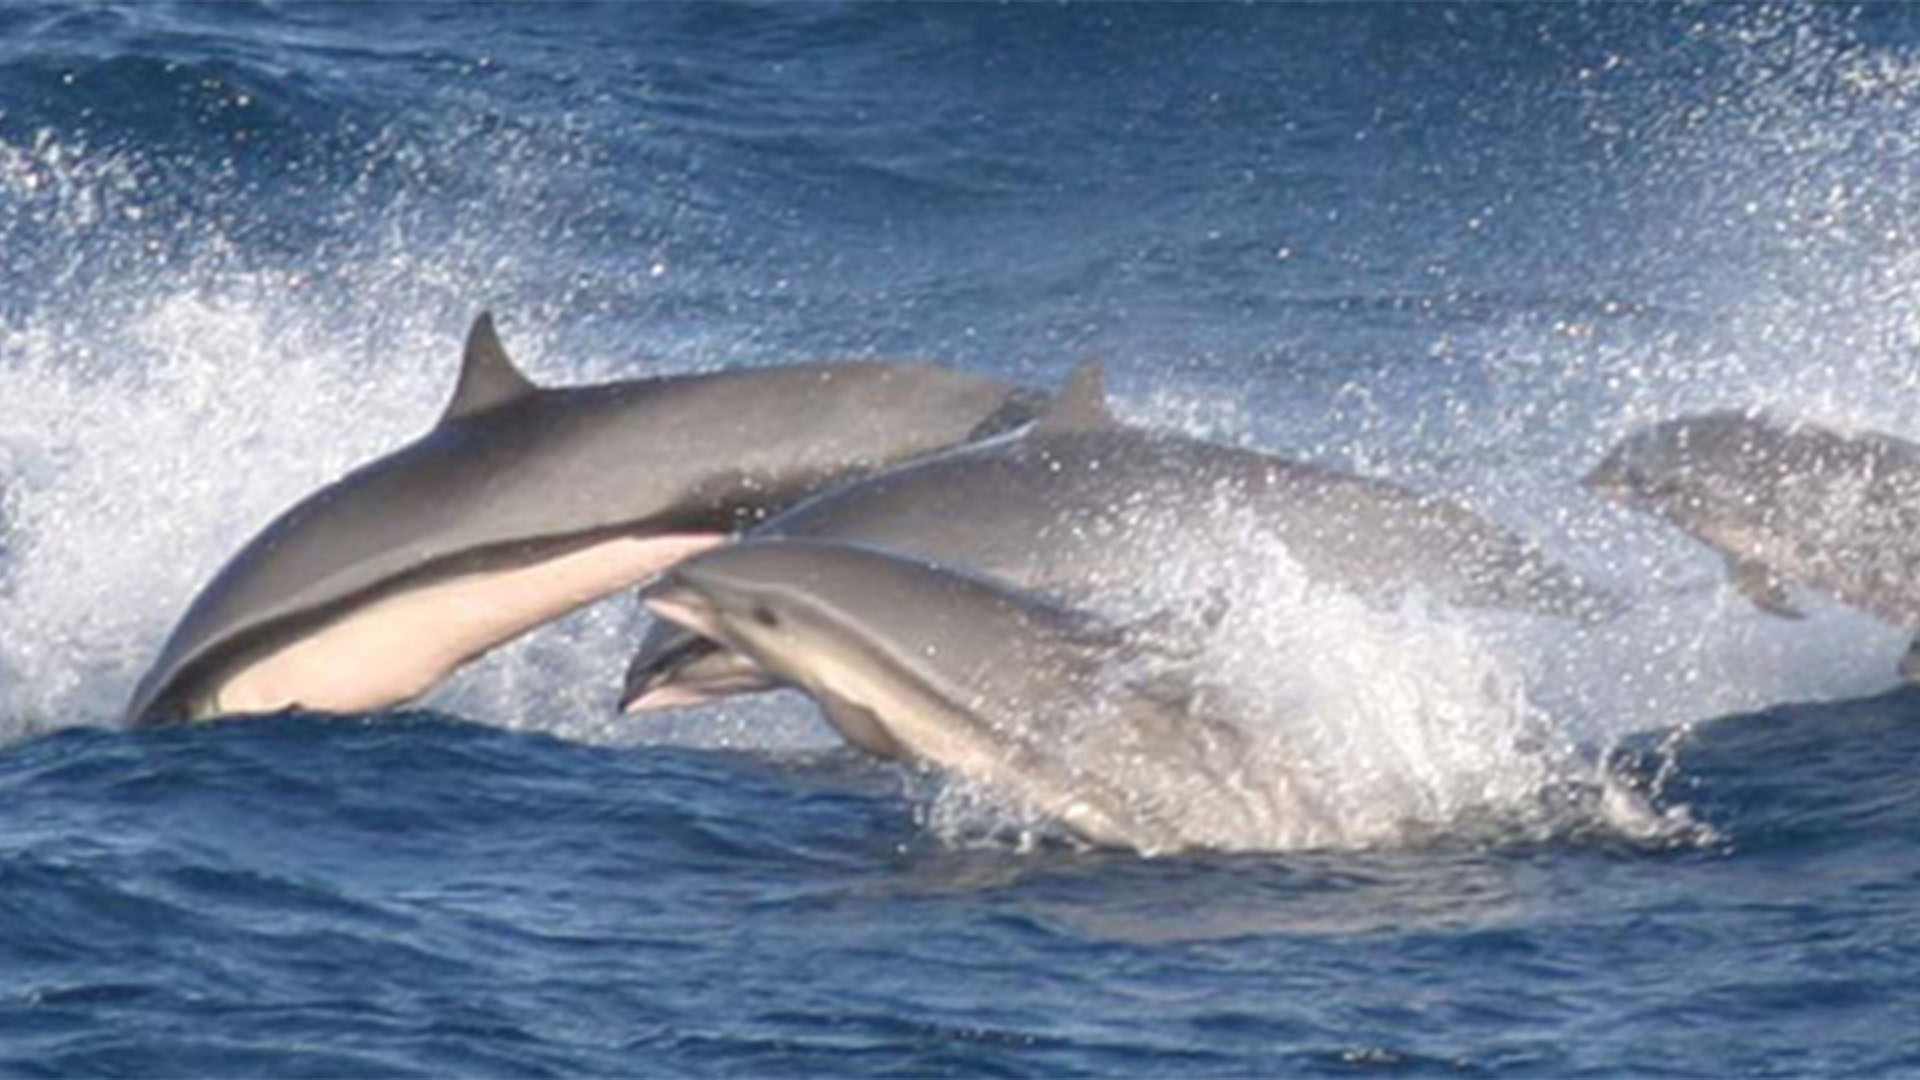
left=751, top=604, right=780, bottom=629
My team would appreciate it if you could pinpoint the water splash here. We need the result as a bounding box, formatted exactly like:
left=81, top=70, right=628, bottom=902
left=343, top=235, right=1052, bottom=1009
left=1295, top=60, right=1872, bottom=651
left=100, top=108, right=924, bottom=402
left=0, top=104, right=669, bottom=739
left=0, top=5, right=1915, bottom=856
left=1197, top=7, right=1920, bottom=735
left=910, top=495, right=1706, bottom=855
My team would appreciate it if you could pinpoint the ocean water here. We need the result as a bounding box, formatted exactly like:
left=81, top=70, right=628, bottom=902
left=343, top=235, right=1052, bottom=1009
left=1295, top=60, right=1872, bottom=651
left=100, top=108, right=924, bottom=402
left=3, top=2, right=1920, bottom=1074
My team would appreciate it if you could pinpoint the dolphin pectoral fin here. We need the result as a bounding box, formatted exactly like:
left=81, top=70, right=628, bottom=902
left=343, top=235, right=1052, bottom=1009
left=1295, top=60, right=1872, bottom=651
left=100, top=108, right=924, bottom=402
left=1106, top=609, right=1209, bottom=665
left=1126, top=668, right=1199, bottom=715
left=1117, top=671, right=1253, bottom=791
left=818, top=691, right=907, bottom=760
left=1898, top=636, right=1920, bottom=683
left=1574, top=586, right=1631, bottom=626
left=1726, top=557, right=1806, bottom=619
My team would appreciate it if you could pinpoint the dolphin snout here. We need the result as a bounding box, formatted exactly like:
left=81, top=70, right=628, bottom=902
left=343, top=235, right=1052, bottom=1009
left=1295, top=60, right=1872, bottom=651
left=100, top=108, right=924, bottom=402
left=620, top=642, right=679, bottom=714
left=640, top=574, right=724, bottom=639
left=621, top=624, right=734, bottom=714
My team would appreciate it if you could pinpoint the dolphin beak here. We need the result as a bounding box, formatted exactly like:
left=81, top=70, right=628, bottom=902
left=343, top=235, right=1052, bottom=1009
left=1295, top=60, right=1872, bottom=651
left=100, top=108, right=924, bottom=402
left=621, top=625, right=714, bottom=714
left=621, top=632, right=781, bottom=715
left=619, top=656, right=671, bottom=715
left=620, top=677, right=719, bottom=715
left=640, top=576, right=721, bottom=636
left=626, top=575, right=726, bottom=713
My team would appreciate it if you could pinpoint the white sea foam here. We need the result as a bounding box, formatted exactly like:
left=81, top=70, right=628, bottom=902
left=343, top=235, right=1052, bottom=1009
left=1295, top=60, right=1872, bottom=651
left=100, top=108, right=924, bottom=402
left=0, top=119, right=648, bottom=740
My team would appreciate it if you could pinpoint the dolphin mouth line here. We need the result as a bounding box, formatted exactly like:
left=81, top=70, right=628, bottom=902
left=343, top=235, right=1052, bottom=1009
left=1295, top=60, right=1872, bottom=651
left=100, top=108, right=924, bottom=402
left=621, top=665, right=776, bottom=714
left=620, top=625, right=732, bottom=713
left=642, top=589, right=724, bottom=643
left=621, top=682, right=721, bottom=712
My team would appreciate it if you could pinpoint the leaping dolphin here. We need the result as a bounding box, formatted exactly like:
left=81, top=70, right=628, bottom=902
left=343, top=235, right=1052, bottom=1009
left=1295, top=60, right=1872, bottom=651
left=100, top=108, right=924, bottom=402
left=1585, top=410, right=1920, bottom=677
left=623, top=362, right=1616, bottom=711
left=124, top=314, right=1043, bottom=725
left=642, top=538, right=1257, bottom=853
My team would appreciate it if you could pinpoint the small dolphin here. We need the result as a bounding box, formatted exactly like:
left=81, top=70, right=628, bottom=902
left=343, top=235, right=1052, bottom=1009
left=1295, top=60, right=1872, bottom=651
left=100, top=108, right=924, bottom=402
left=643, top=538, right=1255, bottom=852
left=623, top=362, right=1614, bottom=711
left=1586, top=410, right=1920, bottom=676
left=125, top=314, right=1043, bottom=725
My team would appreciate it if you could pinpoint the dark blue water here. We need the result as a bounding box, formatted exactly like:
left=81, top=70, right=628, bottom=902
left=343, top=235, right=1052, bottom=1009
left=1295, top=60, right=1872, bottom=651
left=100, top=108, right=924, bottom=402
left=3, top=702, right=1918, bottom=1076
left=5, top=3, right=1920, bottom=1074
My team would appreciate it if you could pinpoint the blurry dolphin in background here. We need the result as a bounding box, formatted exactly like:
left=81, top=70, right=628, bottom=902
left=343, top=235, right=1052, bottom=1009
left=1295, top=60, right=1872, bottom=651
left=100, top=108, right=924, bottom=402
left=623, top=362, right=1616, bottom=712
left=1586, top=410, right=1920, bottom=678
left=124, top=313, right=1044, bottom=725
left=642, top=537, right=1257, bottom=853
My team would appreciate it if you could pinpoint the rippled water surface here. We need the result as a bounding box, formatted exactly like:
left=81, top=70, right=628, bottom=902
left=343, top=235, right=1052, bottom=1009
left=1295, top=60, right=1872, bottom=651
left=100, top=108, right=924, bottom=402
left=4, top=3, right=1920, bottom=1074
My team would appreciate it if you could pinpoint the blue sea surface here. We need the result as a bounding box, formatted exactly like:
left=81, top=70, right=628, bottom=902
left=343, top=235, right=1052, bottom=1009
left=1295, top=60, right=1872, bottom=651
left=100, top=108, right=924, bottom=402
left=3, top=3, right=1920, bottom=1075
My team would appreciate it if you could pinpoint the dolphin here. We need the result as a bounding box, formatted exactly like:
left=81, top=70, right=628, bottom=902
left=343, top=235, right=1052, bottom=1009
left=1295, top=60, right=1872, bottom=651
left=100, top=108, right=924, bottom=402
left=1585, top=409, right=1920, bottom=677
left=642, top=537, right=1258, bottom=853
left=124, top=313, right=1044, bottom=725
left=622, top=362, right=1615, bottom=711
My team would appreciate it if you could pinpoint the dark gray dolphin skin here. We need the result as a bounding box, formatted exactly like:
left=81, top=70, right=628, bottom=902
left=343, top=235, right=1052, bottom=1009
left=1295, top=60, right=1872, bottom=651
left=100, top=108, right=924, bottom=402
left=124, top=313, right=1043, bottom=725
left=1586, top=410, right=1920, bottom=677
left=622, top=362, right=1615, bottom=711
left=643, top=538, right=1254, bottom=853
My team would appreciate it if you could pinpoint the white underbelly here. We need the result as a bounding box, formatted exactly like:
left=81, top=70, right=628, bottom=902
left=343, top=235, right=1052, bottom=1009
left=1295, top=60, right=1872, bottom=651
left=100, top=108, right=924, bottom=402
left=209, top=532, right=727, bottom=716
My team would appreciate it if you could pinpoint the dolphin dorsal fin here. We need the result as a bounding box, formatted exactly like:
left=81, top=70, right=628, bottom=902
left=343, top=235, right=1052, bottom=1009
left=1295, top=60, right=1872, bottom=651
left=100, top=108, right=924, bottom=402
left=442, top=312, right=539, bottom=423
left=1033, top=359, right=1115, bottom=434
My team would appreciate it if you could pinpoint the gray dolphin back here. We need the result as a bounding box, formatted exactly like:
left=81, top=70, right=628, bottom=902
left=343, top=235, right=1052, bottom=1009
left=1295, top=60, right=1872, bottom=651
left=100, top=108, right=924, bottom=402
left=126, top=315, right=1041, bottom=724
left=625, top=415, right=1615, bottom=710
left=1588, top=410, right=1920, bottom=629
left=649, top=538, right=1228, bottom=850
